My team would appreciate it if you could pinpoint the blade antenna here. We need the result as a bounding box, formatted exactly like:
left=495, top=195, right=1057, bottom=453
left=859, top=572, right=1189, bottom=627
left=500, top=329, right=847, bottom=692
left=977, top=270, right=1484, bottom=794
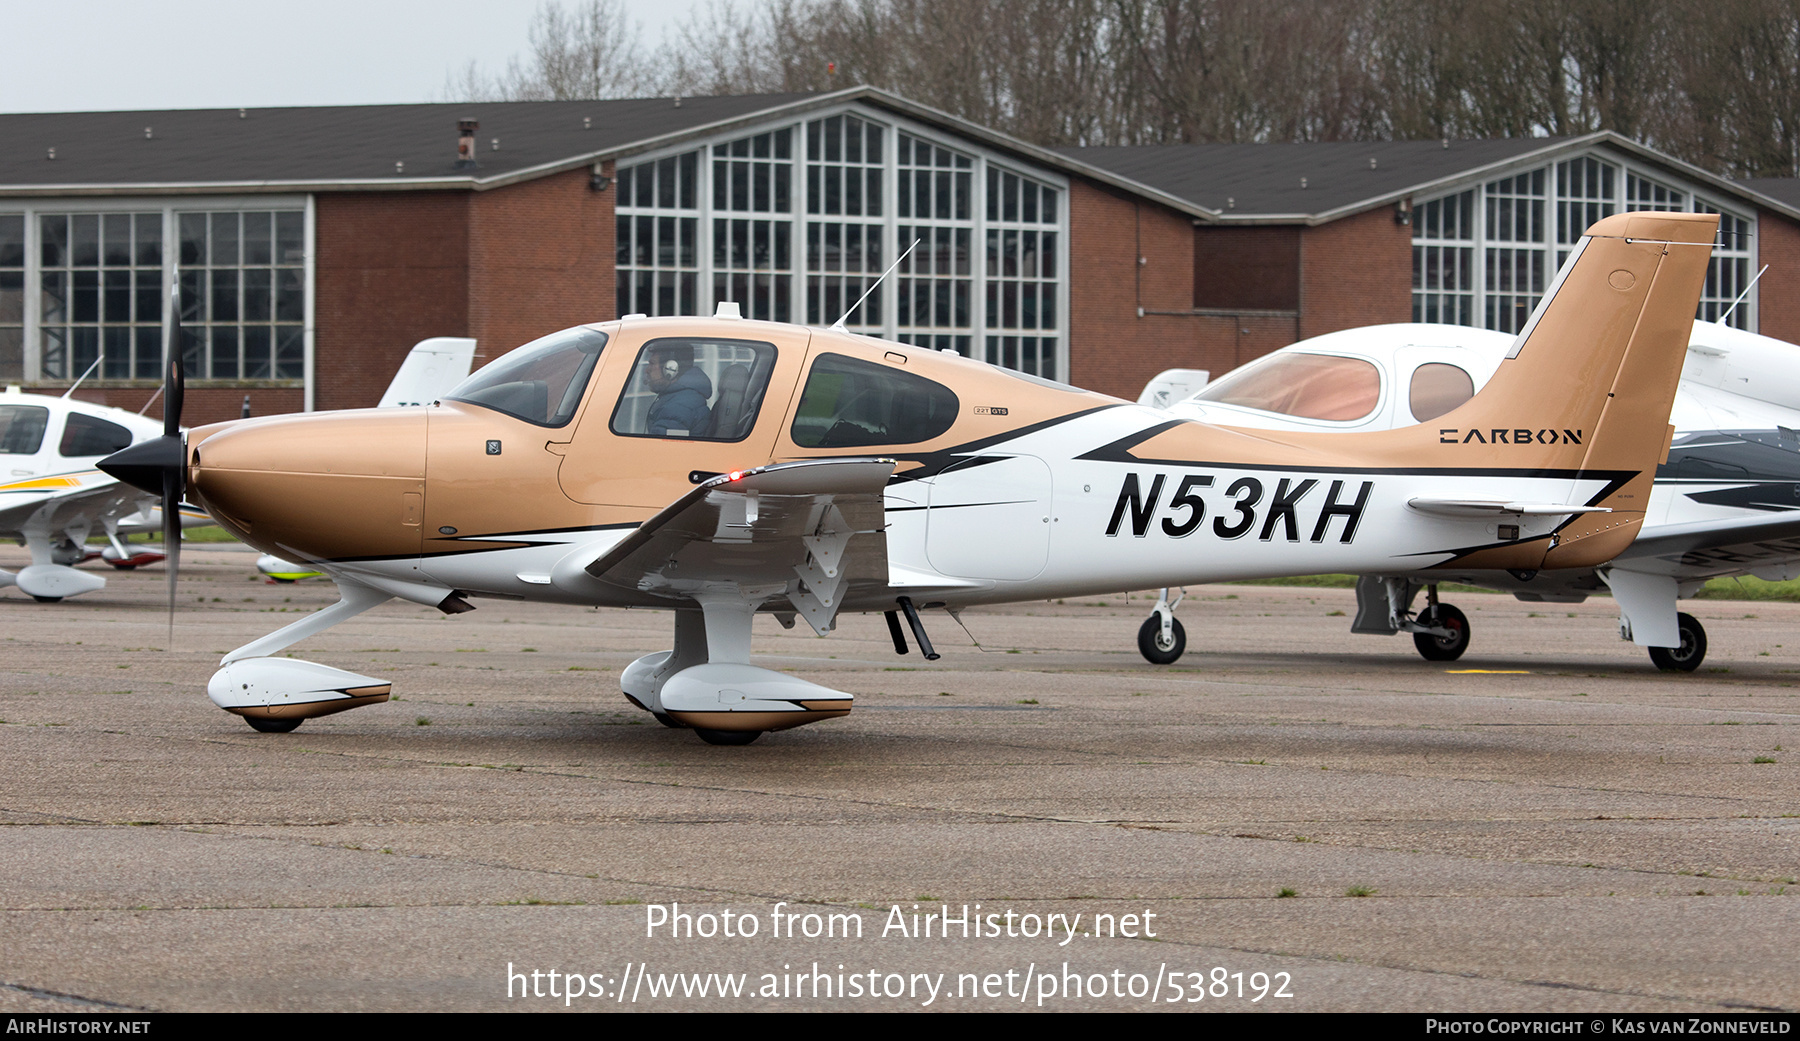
left=1717, top=263, right=1768, bottom=326
left=830, top=238, right=920, bottom=333
left=61, top=355, right=103, bottom=399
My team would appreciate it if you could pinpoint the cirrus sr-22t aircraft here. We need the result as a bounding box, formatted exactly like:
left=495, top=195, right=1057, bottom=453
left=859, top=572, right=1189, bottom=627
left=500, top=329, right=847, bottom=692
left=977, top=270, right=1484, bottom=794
left=103, top=212, right=1719, bottom=744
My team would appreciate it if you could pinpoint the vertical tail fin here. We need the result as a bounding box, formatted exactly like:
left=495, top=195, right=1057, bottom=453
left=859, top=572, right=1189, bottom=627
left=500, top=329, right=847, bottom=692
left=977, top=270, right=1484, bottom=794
left=1428, top=211, right=1717, bottom=566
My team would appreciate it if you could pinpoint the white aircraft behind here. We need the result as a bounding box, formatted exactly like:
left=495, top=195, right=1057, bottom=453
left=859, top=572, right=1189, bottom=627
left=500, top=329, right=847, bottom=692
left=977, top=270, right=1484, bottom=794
left=0, top=387, right=209, bottom=602
left=1134, top=318, right=1800, bottom=671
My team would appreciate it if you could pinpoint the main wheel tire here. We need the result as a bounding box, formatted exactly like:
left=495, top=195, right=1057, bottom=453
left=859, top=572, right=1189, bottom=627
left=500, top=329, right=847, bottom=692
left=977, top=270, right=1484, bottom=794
left=1413, top=603, right=1470, bottom=662
left=1648, top=612, right=1707, bottom=672
left=1137, top=614, right=1187, bottom=665
left=29, top=595, right=63, bottom=604
left=245, top=716, right=303, bottom=734
left=694, top=728, right=761, bottom=746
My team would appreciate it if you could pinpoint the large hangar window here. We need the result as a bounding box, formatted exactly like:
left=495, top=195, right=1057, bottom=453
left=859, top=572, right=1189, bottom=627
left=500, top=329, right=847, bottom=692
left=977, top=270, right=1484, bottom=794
left=0, top=216, right=21, bottom=381
left=1412, top=152, right=1757, bottom=334
left=613, top=108, right=1068, bottom=381
left=177, top=210, right=306, bottom=380
left=37, top=212, right=165, bottom=380
left=0, top=202, right=308, bottom=387
left=894, top=134, right=971, bottom=357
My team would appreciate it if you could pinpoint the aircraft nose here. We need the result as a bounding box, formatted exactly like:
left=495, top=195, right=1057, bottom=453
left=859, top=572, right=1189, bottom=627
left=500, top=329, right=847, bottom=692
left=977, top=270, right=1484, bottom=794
left=99, top=436, right=184, bottom=496
left=187, top=410, right=428, bottom=563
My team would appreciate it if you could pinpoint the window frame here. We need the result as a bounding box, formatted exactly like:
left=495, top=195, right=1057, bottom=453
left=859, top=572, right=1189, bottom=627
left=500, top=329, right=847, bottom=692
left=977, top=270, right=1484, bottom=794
left=1412, top=151, right=1759, bottom=333
left=0, top=195, right=315, bottom=403
left=605, top=335, right=779, bottom=443
left=614, top=103, right=1071, bottom=380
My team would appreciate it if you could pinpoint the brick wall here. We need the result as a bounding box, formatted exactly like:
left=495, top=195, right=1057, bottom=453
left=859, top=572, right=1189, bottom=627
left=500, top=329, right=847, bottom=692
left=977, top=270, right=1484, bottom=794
left=60, top=386, right=306, bottom=427
left=1756, top=208, right=1800, bottom=343
left=1194, top=226, right=1300, bottom=310
left=1068, top=181, right=1304, bottom=398
left=314, top=191, right=471, bottom=412
left=1070, top=181, right=1248, bottom=398
left=1297, top=204, right=1414, bottom=339
left=468, top=165, right=615, bottom=359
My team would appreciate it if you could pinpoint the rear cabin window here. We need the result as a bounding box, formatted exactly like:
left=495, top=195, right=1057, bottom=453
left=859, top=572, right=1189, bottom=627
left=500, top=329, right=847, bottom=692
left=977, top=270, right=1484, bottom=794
left=790, top=353, right=959, bottom=448
left=1193, top=352, right=1381, bottom=422
left=447, top=327, right=607, bottom=428
left=0, top=404, right=49, bottom=454
left=609, top=338, right=778, bottom=441
left=59, top=413, right=133, bottom=457
left=1408, top=362, right=1475, bottom=422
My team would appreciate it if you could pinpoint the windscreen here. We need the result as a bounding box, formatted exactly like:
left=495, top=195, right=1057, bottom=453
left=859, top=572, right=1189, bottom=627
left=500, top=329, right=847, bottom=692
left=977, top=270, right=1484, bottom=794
left=0, top=404, right=49, bottom=454
left=446, top=327, right=607, bottom=427
left=1192, top=352, right=1381, bottom=421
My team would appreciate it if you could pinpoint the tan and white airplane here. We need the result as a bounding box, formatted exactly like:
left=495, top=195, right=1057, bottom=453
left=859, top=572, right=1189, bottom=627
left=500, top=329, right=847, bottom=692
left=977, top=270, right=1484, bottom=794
left=102, top=212, right=1718, bottom=743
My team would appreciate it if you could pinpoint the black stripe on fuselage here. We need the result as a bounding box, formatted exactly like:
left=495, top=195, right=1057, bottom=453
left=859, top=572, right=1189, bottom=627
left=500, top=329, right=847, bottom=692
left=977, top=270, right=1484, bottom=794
left=326, top=521, right=640, bottom=564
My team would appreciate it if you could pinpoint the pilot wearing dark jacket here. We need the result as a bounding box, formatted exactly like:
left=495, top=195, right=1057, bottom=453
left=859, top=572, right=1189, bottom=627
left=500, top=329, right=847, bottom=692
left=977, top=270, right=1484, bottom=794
left=645, top=346, right=713, bottom=437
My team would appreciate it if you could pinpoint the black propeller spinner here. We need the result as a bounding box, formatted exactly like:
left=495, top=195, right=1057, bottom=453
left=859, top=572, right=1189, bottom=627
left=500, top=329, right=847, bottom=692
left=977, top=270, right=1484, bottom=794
left=98, top=283, right=187, bottom=625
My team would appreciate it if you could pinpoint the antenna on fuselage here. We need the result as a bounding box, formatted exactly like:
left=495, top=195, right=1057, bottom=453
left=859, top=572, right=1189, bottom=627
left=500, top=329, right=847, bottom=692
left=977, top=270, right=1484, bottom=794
left=62, top=356, right=103, bottom=399
left=829, top=238, right=920, bottom=333
left=1717, top=263, right=1769, bottom=326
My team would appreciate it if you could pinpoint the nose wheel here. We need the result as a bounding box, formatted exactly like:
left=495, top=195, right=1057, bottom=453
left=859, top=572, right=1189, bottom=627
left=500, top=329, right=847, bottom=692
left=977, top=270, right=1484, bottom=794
left=1137, top=614, right=1186, bottom=664
left=1136, top=587, right=1187, bottom=664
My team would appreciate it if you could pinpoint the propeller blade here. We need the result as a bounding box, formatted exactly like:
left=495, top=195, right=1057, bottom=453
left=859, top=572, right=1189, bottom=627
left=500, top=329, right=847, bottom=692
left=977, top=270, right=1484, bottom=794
left=163, top=470, right=181, bottom=638
left=159, top=279, right=185, bottom=639
left=164, top=283, right=185, bottom=438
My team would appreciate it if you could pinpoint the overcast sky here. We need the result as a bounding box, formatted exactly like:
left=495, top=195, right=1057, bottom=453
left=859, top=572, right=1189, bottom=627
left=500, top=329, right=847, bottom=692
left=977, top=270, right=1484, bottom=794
left=0, top=0, right=709, bottom=113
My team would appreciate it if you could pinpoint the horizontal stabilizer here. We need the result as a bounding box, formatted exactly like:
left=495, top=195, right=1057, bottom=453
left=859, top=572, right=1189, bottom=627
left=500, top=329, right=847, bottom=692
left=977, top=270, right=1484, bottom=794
left=1407, top=498, right=1613, bottom=518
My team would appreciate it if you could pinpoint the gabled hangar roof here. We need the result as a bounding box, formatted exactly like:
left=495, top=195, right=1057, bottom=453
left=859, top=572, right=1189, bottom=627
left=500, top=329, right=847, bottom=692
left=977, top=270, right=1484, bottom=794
left=0, top=87, right=1201, bottom=218
left=5, top=89, right=1794, bottom=229
left=0, top=95, right=811, bottom=195
left=1060, top=132, right=1800, bottom=226
left=1740, top=177, right=1800, bottom=210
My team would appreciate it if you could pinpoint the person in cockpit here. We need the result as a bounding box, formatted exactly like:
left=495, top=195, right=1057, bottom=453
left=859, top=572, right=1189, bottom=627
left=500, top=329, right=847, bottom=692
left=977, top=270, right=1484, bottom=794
left=644, top=344, right=713, bottom=437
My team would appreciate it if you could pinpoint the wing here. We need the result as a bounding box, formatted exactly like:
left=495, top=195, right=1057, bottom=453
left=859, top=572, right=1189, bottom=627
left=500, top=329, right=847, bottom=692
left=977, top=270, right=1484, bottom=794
left=568, top=458, right=896, bottom=634
left=1611, top=511, right=1800, bottom=582
left=0, top=470, right=147, bottom=536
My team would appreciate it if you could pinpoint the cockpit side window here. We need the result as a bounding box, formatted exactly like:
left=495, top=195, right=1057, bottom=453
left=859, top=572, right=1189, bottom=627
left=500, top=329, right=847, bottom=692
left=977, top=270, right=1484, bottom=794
left=790, top=353, right=959, bottom=448
left=446, top=327, right=607, bottom=427
left=1408, top=362, right=1475, bottom=422
left=60, top=413, right=133, bottom=457
left=0, top=404, right=49, bottom=454
left=609, top=337, right=778, bottom=441
left=1193, top=352, right=1381, bottom=421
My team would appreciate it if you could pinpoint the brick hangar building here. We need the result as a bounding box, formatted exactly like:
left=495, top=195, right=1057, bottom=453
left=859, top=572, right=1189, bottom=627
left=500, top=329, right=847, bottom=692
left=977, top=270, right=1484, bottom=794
left=2, top=87, right=1796, bottom=424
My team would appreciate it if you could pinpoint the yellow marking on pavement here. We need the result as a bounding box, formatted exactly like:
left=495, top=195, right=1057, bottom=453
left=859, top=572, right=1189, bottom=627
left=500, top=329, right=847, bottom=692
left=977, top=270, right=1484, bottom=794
left=1446, top=669, right=1532, bottom=674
